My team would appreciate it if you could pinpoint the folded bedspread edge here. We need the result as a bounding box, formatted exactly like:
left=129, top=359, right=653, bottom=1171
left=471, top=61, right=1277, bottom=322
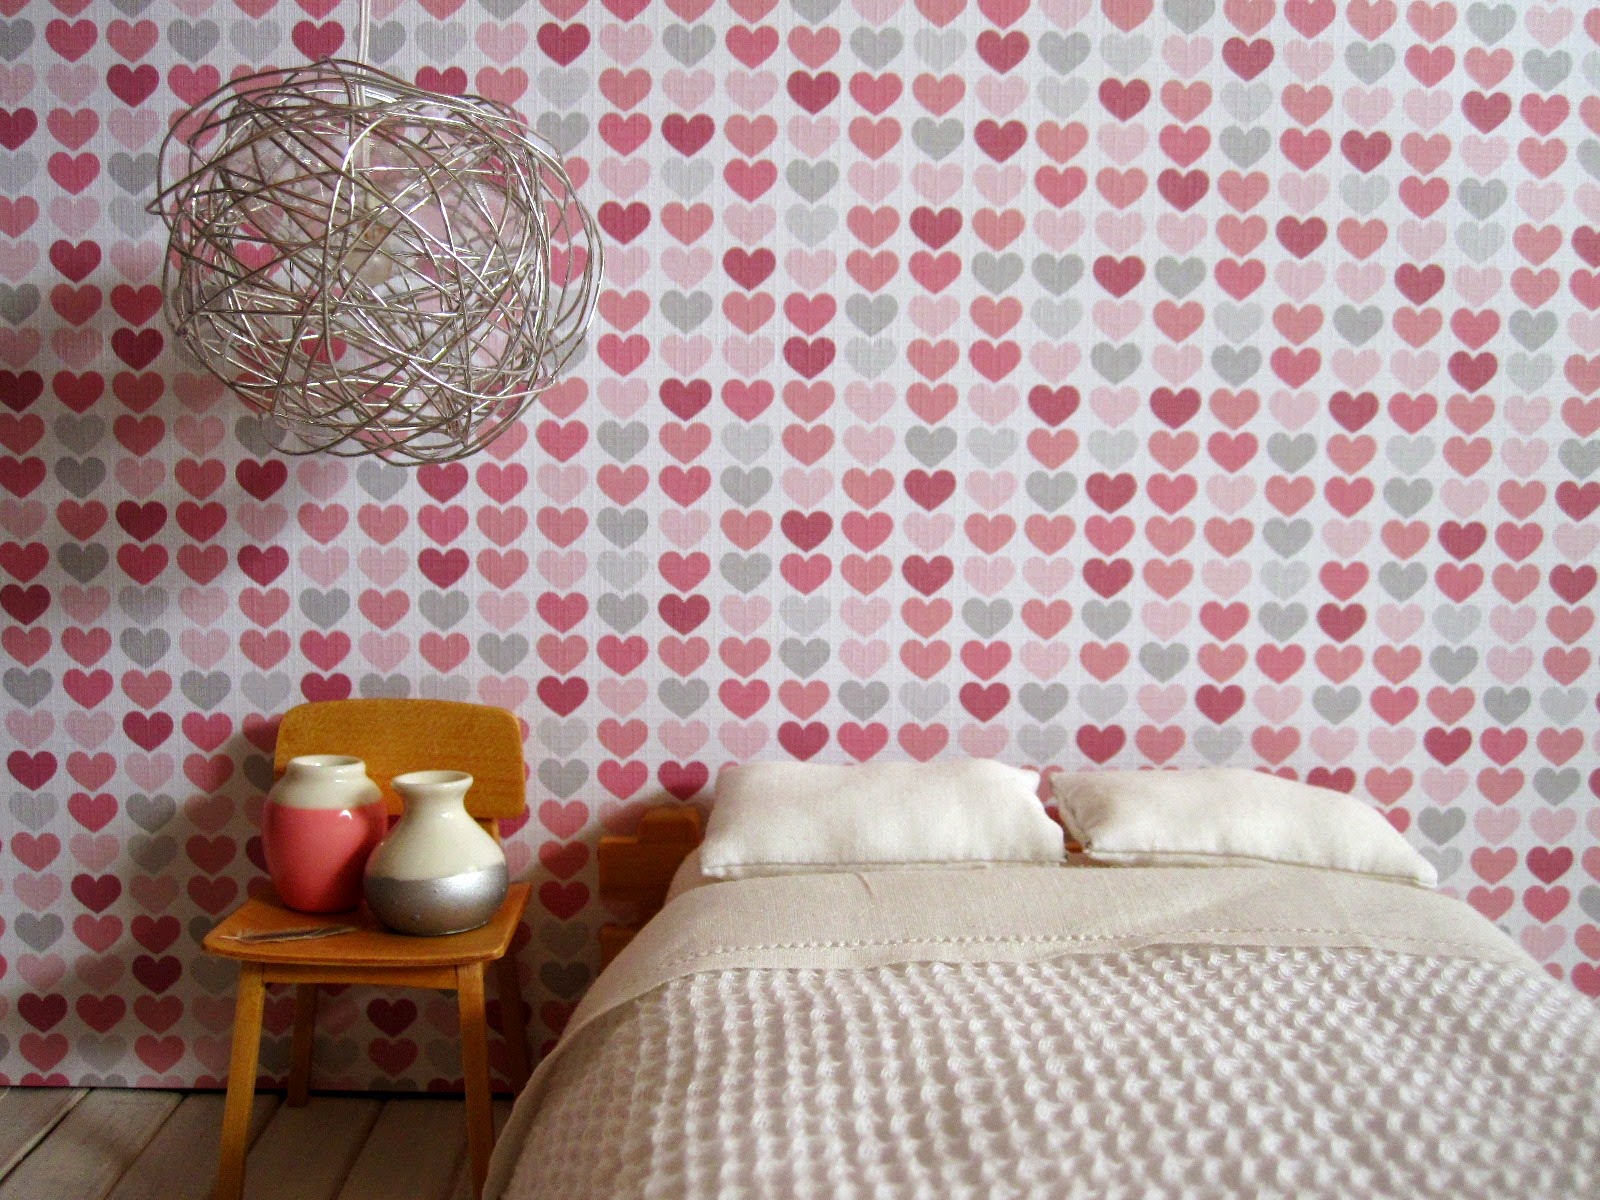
left=484, top=865, right=1531, bottom=1199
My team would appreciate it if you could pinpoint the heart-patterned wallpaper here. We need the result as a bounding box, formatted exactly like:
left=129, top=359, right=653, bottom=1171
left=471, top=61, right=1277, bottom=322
left=1, top=0, right=1599, bottom=1089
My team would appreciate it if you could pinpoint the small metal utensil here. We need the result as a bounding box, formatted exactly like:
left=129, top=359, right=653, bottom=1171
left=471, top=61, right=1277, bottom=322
left=222, top=924, right=360, bottom=945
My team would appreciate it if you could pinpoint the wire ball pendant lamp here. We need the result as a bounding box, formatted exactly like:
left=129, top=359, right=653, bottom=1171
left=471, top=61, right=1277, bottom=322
left=152, top=56, right=602, bottom=464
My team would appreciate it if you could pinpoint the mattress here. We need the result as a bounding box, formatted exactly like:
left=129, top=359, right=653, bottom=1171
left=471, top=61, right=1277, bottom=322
left=488, top=866, right=1600, bottom=1200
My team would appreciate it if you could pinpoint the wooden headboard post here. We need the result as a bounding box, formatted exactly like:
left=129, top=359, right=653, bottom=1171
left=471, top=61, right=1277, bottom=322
left=597, top=806, right=702, bottom=968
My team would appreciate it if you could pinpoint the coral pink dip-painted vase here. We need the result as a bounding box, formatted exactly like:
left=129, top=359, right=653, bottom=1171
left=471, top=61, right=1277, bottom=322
left=262, top=755, right=387, bottom=913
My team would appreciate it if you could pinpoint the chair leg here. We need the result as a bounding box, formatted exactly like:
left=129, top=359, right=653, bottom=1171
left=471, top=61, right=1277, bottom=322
left=216, top=962, right=266, bottom=1200
left=495, top=955, right=531, bottom=1093
left=458, top=962, right=493, bottom=1199
left=287, top=983, right=318, bottom=1107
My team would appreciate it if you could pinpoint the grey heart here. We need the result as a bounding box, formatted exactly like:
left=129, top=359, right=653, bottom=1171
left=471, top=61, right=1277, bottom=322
left=0, top=283, right=38, bottom=325
left=1081, top=600, right=1131, bottom=640
left=907, top=425, right=956, bottom=467
left=598, top=507, right=647, bottom=548
left=418, top=676, right=471, bottom=702
left=1509, top=310, right=1557, bottom=351
left=846, top=294, right=896, bottom=336
left=355, top=459, right=407, bottom=501
left=1378, top=561, right=1426, bottom=601
left=912, top=116, right=964, bottom=160
left=0, top=19, right=34, bottom=62
left=55, top=415, right=104, bottom=455
left=536, top=113, right=589, bottom=156
left=541, top=962, right=591, bottom=999
left=1221, top=81, right=1271, bottom=123
left=419, top=590, right=468, bottom=629
left=1079, top=684, right=1127, bottom=723
left=1386, top=435, right=1435, bottom=475
left=1019, top=725, right=1069, bottom=763
left=1383, top=477, right=1433, bottom=517
left=598, top=419, right=647, bottom=460
left=786, top=160, right=838, bottom=202
left=1037, top=31, right=1090, bottom=75
left=127, top=792, right=175, bottom=833
left=478, top=633, right=529, bottom=672
left=168, top=18, right=220, bottom=61
left=662, top=158, right=713, bottom=200
left=1466, top=2, right=1514, bottom=43
left=537, top=67, right=588, bottom=109
left=1091, top=343, right=1140, bottom=383
left=847, top=337, right=895, bottom=377
left=243, top=754, right=275, bottom=795
left=78, top=1037, right=129, bottom=1076
left=899, top=682, right=949, bottom=722
left=112, top=0, right=155, bottom=13
left=779, top=637, right=830, bottom=677
left=56, top=456, right=107, bottom=499
left=913, top=28, right=964, bottom=70
left=720, top=552, right=770, bottom=593
left=1019, top=682, right=1069, bottom=722
left=1025, top=471, right=1077, bottom=512
left=1312, top=685, right=1361, bottom=724
left=962, top=598, right=1012, bottom=638
left=15, top=912, right=63, bottom=952
left=1560, top=438, right=1600, bottom=479
left=781, top=596, right=830, bottom=635
left=1523, top=49, right=1570, bottom=92
left=123, top=628, right=169, bottom=664
left=1417, top=807, right=1465, bottom=846
left=662, top=289, right=712, bottom=332
left=358, top=674, right=411, bottom=699
left=113, top=197, right=158, bottom=238
left=1419, top=848, right=1462, bottom=884
left=1038, top=76, right=1090, bottom=118
left=786, top=204, right=837, bottom=247
left=1155, top=256, right=1205, bottom=298
left=119, top=593, right=168, bottom=631
left=660, top=678, right=709, bottom=717
left=1100, top=33, right=1150, bottom=75
left=299, top=588, right=350, bottom=628
left=241, top=671, right=291, bottom=712
left=721, top=465, right=773, bottom=505
left=416, top=21, right=467, bottom=59
left=3, top=668, right=49, bottom=707
left=792, top=0, right=840, bottom=21
left=1193, top=727, right=1242, bottom=765
left=663, top=22, right=714, bottom=66
left=1534, top=768, right=1580, bottom=805
left=839, top=681, right=889, bottom=721
left=1506, top=352, right=1553, bottom=393
left=1430, top=645, right=1479, bottom=683
left=1139, top=643, right=1187, bottom=682
left=1258, top=602, right=1308, bottom=641
left=1218, top=125, right=1270, bottom=168
left=1267, top=432, right=1315, bottom=472
left=1261, top=558, right=1310, bottom=596
left=597, top=549, right=648, bottom=590
left=229, top=18, right=281, bottom=59
left=59, top=543, right=108, bottom=584
left=538, top=718, right=587, bottom=758
left=1458, top=179, right=1506, bottom=220
left=1032, top=254, right=1083, bottom=296
left=1484, top=686, right=1531, bottom=725
left=973, top=252, right=1023, bottom=294
left=1340, top=174, right=1389, bottom=214
left=967, top=428, right=1017, bottom=469
left=1088, top=428, right=1138, bottom=468
left=0, top=151, right=34, bottom=193
left=480, top=0, right=529, bottom=17
left=1213, top=301, right=1262, bottom=341
left=1540, top=686, right=1587, bottom=724
left=1031, top=298, right=1082, bottom=339
left=129, top=833, right=177, bottom=872
left=1454, top=222, right=1503, bottom=264
left=1333, top=305, right=1382, bottom=346
left=597, top=592, right=647, bottom=633
left=538, top=760, right=587, bottom=799
left=1576, top=141, right=1600, bottom=184
left=180, top=670, right=230, bottom=710
left=540, top=918, right=590, bottom=957
left=366, top=21, right=405, bottom=63
left=1432, top=608, right=1482, bottom=647
left=1345, top=42, right=1396, bottom=86
left=1582, top=887, right=1600, bottom=924
left=10, top=791, right=56, bottom=832
left=850, top=26, right=902, bottom=70
left=1212, top=345, right=1261, bottom=386
left=1164, top=0, right=1215, bottom=34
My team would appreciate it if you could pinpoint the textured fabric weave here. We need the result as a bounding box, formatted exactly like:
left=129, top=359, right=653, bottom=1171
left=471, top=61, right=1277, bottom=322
left=504, top=947, right=1600, bottom=1200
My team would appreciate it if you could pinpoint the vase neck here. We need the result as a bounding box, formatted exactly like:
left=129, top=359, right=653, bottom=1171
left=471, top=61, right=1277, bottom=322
left=392, top=770, right=473, bottom=818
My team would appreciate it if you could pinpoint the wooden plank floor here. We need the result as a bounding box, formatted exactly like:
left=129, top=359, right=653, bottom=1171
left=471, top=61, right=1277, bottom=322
left=0, top=1088, right=511, bottom=1200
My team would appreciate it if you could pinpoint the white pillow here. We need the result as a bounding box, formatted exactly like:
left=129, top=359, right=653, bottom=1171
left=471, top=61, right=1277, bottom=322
left=1051, top=767, right=1437, bottom=887
left=700, top=759, right=1065, bottom=879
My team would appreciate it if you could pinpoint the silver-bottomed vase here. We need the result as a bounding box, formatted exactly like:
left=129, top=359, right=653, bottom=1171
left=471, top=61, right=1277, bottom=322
left=363, top=770, right=508, bottom=936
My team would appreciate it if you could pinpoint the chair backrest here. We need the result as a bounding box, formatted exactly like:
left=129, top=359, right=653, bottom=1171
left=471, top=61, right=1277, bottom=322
left=274, top=699, right=526, bottom=821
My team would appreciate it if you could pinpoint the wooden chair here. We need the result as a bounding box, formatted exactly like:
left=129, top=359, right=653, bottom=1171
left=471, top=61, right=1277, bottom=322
left=204, top=699, right=533, bottom=1200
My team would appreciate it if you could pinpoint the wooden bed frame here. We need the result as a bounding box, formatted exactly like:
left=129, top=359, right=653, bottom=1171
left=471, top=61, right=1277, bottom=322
left=596, top=806, right=702, bottom=968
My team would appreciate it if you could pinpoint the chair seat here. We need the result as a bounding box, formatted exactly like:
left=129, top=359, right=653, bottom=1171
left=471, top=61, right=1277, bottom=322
left=205, top=883, right=531, bottom=970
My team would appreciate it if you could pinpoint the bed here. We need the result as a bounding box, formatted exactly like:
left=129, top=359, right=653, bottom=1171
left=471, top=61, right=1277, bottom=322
left=485, top=775, right=1600, bottom=1200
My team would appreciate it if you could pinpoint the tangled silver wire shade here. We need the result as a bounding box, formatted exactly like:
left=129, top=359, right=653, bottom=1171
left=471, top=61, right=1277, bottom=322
left=152, top=59, right=602, bottom=464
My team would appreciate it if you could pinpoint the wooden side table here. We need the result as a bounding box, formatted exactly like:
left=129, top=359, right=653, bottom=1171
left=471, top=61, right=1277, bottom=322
left=203, top=882, right=532, bottom=1200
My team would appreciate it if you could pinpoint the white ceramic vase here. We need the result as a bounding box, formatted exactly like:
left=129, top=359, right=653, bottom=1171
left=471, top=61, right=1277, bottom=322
left=363, top=770, right=508, bottom=935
